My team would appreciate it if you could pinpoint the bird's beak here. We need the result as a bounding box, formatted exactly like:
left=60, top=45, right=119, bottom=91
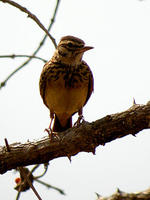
left=77, top=46, right=94, bottom=53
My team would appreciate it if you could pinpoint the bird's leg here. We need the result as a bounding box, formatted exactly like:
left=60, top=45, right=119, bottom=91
left=74, top=108, right=84, bottom=126
left=45, top=112, right=54, bottom=140
left=45, top=112, right=54, bottom=131
left=49, top=112, right=54, bottom=131
left=45, top=113, right=59, bottom=141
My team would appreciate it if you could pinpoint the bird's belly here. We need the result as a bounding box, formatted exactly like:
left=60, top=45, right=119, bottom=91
left=45, top=79, right=88, bottom=122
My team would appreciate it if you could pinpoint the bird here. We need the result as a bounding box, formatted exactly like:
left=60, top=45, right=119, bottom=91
left=39, top=35, right=94, bottom=136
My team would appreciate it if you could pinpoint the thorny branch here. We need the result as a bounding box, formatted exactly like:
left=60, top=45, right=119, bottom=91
left=0, top=0, right=60, bottom=89
left=96, top=187, right=150, bottom=200
left=0, top=102, right=150, bottom=174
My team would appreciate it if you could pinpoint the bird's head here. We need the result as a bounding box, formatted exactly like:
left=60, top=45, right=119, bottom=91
left=55, top=36, right=93, bottom=65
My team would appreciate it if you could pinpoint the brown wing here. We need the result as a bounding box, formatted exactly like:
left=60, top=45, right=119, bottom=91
left=39, top=61, right=51, bottom=108
left=82, top=61, right=94, bottom=106
left=85, top=69, right=94, bottom=105
left=39, top=60, right=64, bottom=108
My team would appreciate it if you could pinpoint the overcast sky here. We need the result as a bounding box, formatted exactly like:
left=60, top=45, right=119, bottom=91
left=0, top=0, right=150, bottom=199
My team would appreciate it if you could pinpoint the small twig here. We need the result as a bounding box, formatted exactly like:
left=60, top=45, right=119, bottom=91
left=0, top=0, right=57, bottom=48
left=16, top=190, right=21, bottom=200
left=0, top=0, right=60, bottom=89
left=0, top=54, right=47, bottom=63
left=4, top=138, right=11, bottom=152
left=15, top=164, right=65, bottom=197
left=0, top=58, right=34, bottom=88
left=34, top=164, right=48, bottom=179
left=35, top=179, right=65, bottom=195
left=18, top=167, right=43, bottom=200
left=30, top=164, right=41, bottom=174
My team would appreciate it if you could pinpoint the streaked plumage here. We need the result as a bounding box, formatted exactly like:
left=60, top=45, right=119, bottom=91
left=39, top=36, right=94, bottom=132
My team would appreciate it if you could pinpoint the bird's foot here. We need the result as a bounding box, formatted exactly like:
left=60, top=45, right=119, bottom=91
left=74, top=115, right=84, bottom=127
left=44, top=128, right=59, bottom=141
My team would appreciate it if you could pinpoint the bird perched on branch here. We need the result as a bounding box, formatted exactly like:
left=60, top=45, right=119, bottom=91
left=39, top=35, right=94, bottom=136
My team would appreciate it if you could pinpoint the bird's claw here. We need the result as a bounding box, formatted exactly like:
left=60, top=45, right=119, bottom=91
left=74, top=115, right=84, bottom=127
left=44, top=128, right=59, bottom=141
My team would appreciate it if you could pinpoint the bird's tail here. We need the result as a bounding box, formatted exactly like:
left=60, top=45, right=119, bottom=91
left=53, top=115, right=72, bottom=132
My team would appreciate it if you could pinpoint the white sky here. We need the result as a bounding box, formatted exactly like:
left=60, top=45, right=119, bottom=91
left=0, top=0, right=150, bottom=199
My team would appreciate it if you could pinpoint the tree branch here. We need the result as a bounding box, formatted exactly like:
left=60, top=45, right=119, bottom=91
left=0, top=0, right=57, bottom=48
left=0, top=0, right=60, bottom=89
left=0, top=54, right=47, bottom=63
left=0, top=102, right=150, bottom=174
left=96, top=187, right=150, bottom=200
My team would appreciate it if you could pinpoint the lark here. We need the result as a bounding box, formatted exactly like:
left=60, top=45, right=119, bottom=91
left=39, top=36, right=94, bottom=136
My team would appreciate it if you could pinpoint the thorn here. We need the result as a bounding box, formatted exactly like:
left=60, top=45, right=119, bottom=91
left=4, top=138, right=11, bottom=152
left=116, top=187, right=122, bottom=194
left=101, top=142, right=105, bottom=146
left=91, top=148, right=96, bottom=155
left=95, top=192, right=102, bottom=199
left=133, top=98, right=136, bottom=105
left=67, top=155, right=72, bottom=162
left=95, top=192, right=101, bottom=197
left=131, top=133, right=136, bottom=137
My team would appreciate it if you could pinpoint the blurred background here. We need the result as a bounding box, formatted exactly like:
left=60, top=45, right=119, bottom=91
left=0, top=0, right=150, bottom=199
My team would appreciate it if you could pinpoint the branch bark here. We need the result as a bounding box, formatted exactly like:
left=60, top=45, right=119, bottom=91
left=97, top=187, right=150, bottom=200
left=0, top=102, right=150, bottom=174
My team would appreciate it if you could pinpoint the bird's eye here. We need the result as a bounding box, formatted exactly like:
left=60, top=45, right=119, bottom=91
left=67, top=42, right=73, bottom=47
